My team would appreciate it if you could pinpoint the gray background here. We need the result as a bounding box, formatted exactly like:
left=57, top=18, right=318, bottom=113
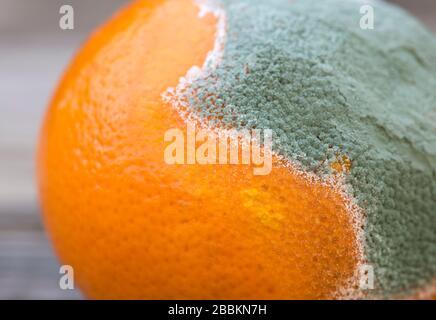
left=0, top=0, right=435, bottom=299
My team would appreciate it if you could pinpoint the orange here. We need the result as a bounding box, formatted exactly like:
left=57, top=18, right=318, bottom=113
left=37, top=0, right=359, bottom=299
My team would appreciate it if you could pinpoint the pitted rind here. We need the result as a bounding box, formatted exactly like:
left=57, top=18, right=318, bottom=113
left=164, top=0, right=436, bottom=297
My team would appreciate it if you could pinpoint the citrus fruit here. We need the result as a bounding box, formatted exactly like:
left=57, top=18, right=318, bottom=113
left=37, top=0, right=436, bottom=299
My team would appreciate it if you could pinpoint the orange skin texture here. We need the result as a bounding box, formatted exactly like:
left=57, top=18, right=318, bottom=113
left=37, top=0, right=359, bottom=299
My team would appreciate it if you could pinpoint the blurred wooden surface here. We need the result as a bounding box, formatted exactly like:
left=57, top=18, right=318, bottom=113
left=0, top=0, right=435, bottom=299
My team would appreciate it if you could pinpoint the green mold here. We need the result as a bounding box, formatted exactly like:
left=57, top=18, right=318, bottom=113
left=181, top=0, right=436, bottom=296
